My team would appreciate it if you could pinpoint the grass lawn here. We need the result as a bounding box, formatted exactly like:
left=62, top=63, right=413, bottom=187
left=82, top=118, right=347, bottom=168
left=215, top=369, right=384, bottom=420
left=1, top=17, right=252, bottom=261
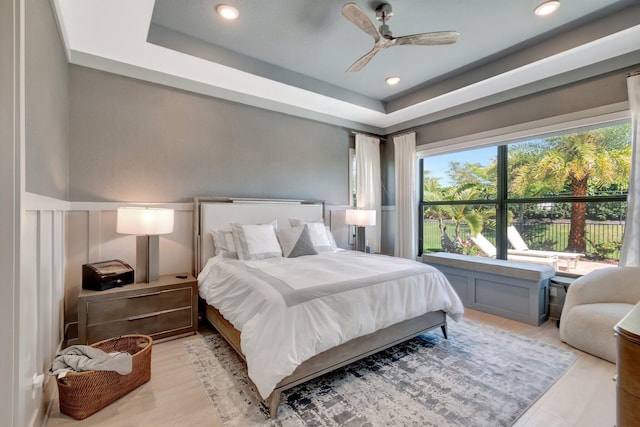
left=423, top=220, right=624, bottom=260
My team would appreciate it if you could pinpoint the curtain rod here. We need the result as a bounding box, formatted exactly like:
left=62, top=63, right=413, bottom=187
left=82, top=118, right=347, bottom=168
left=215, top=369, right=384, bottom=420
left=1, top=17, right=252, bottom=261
left=349, top=130, right=387, bottom=141
left=627, top=69, right=640, bottom=78
left=388, top=130, right=417, bottom=139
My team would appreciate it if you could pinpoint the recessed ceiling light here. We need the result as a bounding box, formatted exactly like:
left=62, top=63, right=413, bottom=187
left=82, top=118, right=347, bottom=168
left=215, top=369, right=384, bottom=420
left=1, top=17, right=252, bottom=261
left=385, top=76, right=400, bottom=86
left=534, top=1, right=560, bottom=16
left=216, top=4, right=239, bottom=20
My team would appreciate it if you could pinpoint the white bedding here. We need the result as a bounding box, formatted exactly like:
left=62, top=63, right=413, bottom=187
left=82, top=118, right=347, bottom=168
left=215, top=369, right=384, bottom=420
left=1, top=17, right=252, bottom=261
left=197, top=250, right=464, bottom=399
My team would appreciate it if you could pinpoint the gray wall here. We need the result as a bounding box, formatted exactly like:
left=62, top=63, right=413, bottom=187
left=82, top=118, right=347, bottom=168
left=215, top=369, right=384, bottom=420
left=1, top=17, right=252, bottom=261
left=25, top=0, right=69, bottom=198
left=69, top=67, right=351, bottom=205
left=381, top=138, right=395, bottom=206
left=411, top=70, right=631, bottom=147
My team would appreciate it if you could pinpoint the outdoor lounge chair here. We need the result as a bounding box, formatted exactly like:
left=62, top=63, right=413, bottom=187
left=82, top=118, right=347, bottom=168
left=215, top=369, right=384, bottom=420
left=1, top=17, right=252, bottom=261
left=507, top=226, right=583, bottom=271
left=470, top=233, right=558, bottom=269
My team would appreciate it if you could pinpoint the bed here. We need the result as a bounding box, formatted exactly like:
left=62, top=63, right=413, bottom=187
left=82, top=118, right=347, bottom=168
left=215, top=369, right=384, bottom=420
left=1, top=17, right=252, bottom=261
left=193, top=196, right=464, bottom=417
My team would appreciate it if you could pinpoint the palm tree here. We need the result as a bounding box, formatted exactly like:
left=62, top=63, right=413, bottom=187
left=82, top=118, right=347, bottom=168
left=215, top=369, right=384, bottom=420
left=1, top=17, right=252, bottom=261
left=423, top=178, right=443, bottom=228
left=423, top=178, right=484, bottom=251
left=440, top=187, right=484, bottom=242
left=510, top=125, right=630, bottom=252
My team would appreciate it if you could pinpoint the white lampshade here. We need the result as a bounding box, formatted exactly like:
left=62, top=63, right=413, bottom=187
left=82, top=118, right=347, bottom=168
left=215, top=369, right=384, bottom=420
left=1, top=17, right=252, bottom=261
left=116, top=207, right=174, bottom=283
left=345, top=209, right=376, bottom=227
left=117, top=207, right=174, bottom=235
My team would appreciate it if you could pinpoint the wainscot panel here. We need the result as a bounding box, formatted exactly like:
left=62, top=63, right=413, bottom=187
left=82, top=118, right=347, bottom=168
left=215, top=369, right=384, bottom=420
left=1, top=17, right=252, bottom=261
left=422, top=252, right=555, bottom=326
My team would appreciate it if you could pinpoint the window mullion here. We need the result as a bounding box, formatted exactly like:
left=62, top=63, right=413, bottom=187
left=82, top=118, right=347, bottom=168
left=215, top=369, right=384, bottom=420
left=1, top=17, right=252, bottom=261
left=496, top=145, right=508, bottom=259
left=418, top=159, right=424, bottom=256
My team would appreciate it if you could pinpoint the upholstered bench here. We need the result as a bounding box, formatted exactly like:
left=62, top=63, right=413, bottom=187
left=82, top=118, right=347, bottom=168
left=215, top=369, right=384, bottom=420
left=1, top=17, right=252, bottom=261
left=422, top=252, right=555, bottom=326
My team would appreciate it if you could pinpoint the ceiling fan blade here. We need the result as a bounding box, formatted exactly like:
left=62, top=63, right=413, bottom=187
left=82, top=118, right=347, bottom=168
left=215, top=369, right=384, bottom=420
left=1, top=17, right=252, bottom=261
left=394, top=31, right=459, bottom=46
left=346, top=45, right=382, bottom=72
left=342, top=2, right=380, bottom=43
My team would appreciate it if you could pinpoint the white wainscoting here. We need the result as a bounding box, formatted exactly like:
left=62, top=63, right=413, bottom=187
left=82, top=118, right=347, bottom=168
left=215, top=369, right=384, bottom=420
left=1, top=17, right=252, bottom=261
left=21, top=193, right=67, bottom=427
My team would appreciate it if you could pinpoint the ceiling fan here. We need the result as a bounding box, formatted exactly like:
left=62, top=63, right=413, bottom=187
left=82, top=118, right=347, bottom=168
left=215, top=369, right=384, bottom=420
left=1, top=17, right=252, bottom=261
left=341, top=2, right=459, bottom=72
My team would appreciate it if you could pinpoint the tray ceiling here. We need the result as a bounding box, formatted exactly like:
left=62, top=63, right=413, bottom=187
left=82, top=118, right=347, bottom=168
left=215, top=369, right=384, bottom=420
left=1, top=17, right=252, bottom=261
left=53, top=0, right=640, bottom=133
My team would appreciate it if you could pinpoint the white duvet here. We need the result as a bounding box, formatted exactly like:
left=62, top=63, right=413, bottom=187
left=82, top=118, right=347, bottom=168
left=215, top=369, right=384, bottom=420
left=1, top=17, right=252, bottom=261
left=197, top=250, right=464, bottom=399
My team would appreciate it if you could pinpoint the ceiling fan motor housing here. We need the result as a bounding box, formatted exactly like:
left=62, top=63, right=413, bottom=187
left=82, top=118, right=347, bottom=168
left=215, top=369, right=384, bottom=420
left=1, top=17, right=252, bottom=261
left=376, top=3, right=393, bottom=38
left=375, top=3, right=393, bottom=21
left=379, top=24, right=392, bottom=38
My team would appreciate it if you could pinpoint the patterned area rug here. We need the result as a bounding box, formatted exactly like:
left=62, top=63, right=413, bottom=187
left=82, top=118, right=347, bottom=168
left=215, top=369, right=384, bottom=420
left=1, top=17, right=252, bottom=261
left=184, top=318, right=576, bottom=426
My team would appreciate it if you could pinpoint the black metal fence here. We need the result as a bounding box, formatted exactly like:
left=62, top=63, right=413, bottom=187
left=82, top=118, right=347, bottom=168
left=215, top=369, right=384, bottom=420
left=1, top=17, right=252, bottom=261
left=423, top=219, right=625, bottom=259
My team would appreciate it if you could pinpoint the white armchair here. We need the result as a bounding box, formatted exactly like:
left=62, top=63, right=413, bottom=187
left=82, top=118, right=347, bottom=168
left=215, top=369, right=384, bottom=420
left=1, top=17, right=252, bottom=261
left=559, top=267, right=640, bottom=363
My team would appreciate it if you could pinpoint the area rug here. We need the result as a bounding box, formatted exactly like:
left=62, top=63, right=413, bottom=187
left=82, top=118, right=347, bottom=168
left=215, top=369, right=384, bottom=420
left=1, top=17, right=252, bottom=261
left=184, top=318, right=577, bottom=426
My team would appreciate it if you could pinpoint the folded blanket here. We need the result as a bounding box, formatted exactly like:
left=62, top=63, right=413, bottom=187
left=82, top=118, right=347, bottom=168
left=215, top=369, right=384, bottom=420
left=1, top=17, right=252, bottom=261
left=49, top=345, right=132, bottom=377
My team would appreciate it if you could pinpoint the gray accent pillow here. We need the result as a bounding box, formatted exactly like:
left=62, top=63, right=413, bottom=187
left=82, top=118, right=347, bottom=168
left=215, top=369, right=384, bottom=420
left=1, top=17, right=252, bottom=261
left=276, top=225, right=318, bottom=258
left=210, top=230, right=238, bottom=259
left=289, top=218, right=336, bottom=253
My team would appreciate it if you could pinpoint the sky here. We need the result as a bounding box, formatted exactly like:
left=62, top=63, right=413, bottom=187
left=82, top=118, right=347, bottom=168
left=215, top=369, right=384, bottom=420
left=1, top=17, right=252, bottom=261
left=423, top=146, right=496, bottom=186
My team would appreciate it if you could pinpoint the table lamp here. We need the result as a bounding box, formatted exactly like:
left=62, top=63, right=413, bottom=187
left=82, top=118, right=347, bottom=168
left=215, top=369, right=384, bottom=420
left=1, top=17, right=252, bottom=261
left=345, top=209, right=376, bottom=252
left=117, top=207, right=174, bottom=283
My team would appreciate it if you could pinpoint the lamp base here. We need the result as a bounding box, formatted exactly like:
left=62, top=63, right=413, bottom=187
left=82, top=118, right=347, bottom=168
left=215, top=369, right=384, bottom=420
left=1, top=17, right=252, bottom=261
left=136, top=235, right=159, bottom=283
left=355, top=226, right=366, bottom=252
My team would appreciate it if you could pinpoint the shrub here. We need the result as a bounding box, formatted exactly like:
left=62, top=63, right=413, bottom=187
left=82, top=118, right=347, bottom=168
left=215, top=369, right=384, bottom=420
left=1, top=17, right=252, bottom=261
left=587, top=240, right=622, bottom=259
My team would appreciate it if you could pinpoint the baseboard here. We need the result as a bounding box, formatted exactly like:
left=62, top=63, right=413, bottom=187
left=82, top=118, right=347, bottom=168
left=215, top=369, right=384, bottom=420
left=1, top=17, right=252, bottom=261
left=63, top=321, right=78, bottom=347
left=40, top=380, right=58, bottom=427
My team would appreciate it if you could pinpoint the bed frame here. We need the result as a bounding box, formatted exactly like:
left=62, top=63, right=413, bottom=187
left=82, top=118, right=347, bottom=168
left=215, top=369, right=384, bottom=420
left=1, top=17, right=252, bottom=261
left=193, top=196, right=448, bottom=417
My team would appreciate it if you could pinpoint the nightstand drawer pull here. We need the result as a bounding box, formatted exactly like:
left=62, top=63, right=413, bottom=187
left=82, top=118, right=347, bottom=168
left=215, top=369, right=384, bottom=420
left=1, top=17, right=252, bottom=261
left=128, top=292, right=162, bottom=299
left=128, top=312, right=160, bottom=321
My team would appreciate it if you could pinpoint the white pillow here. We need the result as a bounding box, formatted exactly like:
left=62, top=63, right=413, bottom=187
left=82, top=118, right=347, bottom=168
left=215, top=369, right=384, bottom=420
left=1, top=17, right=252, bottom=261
left=231, top=221, right=282, bottom=261
left=289, top=219, right=337, bottom=253
left=210, top=229, right=237, bottom=259
left=325, top=226, right=338, bottom=250
left=276, top=225, right=318, bottom=258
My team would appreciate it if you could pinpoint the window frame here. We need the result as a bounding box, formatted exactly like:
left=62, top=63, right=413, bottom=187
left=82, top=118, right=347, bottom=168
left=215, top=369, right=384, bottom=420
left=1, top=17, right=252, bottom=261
left=417, top=116, right=631, bottom=275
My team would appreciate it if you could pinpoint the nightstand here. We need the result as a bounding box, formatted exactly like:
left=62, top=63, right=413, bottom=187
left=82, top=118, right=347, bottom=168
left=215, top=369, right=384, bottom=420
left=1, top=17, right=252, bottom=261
left=549, top=275, right=575, bottom=327
left=78, top=273, right=198, bottom=345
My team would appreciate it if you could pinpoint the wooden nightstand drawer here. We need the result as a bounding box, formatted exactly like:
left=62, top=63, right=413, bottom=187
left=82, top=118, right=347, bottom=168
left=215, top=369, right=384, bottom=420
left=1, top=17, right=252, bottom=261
left=617, top=333, right=640, bottom=396
left=86, top=306, right=193, bottom=344
left=86, top=286, right=192, bottom=324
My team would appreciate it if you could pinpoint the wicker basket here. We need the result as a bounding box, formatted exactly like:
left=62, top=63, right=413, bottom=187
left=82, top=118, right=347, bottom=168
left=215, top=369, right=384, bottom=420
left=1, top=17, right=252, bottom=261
left=56, top=334, right=153, bottom=420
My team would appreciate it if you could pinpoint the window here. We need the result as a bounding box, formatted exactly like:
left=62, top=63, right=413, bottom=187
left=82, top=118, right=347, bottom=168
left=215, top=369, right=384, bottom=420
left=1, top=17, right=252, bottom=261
left=420, top=121, right=631, bottom=275
left=349, top=147, right=356, bottom=207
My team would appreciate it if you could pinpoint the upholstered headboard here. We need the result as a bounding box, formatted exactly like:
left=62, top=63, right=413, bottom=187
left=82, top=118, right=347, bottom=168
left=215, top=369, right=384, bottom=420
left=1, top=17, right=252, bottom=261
left=193, top=197, right=325, bottom=274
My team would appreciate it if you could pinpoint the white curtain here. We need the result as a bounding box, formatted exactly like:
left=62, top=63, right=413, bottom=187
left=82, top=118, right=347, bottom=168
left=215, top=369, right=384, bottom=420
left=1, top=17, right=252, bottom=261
left=620, top=73, right=640, bottom=267
left=355, top=134, right=381, bottom=253
left=393, top=132, right=417, bottom=259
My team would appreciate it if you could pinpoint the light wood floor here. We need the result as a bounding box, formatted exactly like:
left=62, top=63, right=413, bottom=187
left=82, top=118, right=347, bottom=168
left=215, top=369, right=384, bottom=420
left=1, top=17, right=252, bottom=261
left=45, top=309, right=616, bottom=427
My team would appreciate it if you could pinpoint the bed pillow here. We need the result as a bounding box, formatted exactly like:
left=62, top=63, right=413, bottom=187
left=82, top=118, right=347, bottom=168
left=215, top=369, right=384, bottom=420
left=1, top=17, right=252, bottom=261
left=231, top=221, right=282, bottom=261
left=276, top=225, right=318, bottom=258
left=289, top=219, right=337, bottom=253
left=325, top=226, right=339, bottom=251
left=210, top=229, right=238, bottom=259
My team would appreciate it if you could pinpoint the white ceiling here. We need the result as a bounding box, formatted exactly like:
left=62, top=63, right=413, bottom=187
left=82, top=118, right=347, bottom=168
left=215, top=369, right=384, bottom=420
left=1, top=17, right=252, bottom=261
left=53, top=0, right=640, bottom=133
